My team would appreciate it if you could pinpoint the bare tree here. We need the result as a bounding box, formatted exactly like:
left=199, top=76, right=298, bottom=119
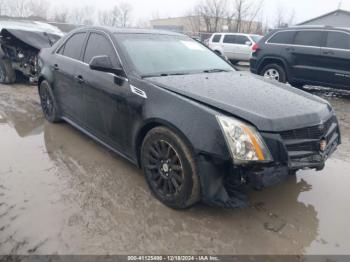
left=8, top=0, right=31, bottom=17
left=227, top=0, right=264, bottom=33
left=194, top=0, right=228, bottom=32
left=98, top=2, right=132, bottom=27
left=0, top=0, right=9, bottom=16
left=274, top=5, right=295, bottom=28
left=68, top=6, right=95, bottom=25
left=26, top=0, right=50, bottom=19
left=118, top=2, right=132, bottom=27
left=52, top=8, right=69, bottom=23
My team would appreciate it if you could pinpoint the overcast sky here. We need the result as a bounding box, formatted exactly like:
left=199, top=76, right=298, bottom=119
left=50, top=0, right=350, bottom=25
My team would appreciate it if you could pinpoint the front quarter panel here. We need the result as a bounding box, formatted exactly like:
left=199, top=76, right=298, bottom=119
left=129, top=78, right=231, bottom=163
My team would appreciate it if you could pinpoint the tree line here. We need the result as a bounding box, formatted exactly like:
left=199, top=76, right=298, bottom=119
left=0, top=0, right=295, bottom=32
left=0, top=0, right=132, bottom=27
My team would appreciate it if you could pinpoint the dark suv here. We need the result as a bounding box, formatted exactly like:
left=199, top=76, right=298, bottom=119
left=250, top=26, right=350, bottom=89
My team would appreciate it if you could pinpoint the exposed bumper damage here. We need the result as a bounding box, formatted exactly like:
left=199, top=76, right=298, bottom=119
left=197, top=116, right=341, bottom=209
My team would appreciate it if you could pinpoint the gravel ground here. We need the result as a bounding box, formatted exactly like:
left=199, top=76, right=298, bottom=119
left=0, top=81, right=349, bottom=255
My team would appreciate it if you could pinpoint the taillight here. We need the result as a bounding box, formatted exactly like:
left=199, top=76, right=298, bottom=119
left=252, top=43, right=260, bottom=52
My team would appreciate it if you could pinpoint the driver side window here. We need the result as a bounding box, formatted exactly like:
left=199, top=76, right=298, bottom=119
left=83, top=32, right=117, bottom=64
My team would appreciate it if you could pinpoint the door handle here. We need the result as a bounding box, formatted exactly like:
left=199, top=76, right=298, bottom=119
left=75, top=75, right=85, bottom=84
left=53, top=64, right=59, bottom=71
left=323, top=50, right=335, bottom=55
left=286, top=47, right=295, bottom=52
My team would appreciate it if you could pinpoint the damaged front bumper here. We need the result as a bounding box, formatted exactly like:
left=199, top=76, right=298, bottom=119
left=197, top=117, right=341, bottom=209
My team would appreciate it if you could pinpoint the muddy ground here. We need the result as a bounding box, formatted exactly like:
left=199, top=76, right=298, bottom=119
left=0, top=81, right=349, bottom=255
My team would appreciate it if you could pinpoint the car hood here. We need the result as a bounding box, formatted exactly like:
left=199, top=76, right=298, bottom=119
left=0, top=29, right=61, bottom=50
left=147, top=71, right=332, bottom=132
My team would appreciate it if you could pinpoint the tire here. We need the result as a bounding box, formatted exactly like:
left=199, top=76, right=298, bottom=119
left=261, top=63, right=287, bottom=83
left=229, top=60, right=239, bottom=65
left=214, top=50, right=222, bottom=56
left=0, top=58, right=16, bottom=84
left=141, top=127, right=200, bottom=209
left=39, top=80, right=61, bottom=123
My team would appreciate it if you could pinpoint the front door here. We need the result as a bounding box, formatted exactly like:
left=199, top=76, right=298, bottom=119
left=78, top=32, right=130, bottom=151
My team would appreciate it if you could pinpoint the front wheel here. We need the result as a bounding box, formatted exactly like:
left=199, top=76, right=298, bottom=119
left=39, top=80, right=61, bottom=123
left=141, top=127, right=200, bottom=209
left=261, top=63, right=287, bottom=83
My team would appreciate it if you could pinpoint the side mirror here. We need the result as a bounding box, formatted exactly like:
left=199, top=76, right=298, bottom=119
left=89, top=55, right=123, bottom=75
left=245, top=41, right=252, bottom=46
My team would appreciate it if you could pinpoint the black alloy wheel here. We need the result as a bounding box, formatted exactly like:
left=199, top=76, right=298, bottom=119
left=141, top=127, right=200, bottom=209
left=39, top=81, right=60, bottom=123
left=145, top=139, right=184, bottom=197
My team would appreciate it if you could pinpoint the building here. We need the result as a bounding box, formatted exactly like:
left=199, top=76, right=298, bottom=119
left=150, top=15, right=263, bottom=40
left=298, top=9, right=350, bottom=27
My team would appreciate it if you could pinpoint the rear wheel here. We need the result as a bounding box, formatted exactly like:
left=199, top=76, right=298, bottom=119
left=261, top=63, right=287, bottom=83
left=39, top=80, right=60, bottom=123
left=141, top=127, right=200, bottom=209
left=0, top=58, right=16, bottom=84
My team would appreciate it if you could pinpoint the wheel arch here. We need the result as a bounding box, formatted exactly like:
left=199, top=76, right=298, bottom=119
left=134, top=118, right=196, bottom=168
left=257, top=56, right=289, bottom=78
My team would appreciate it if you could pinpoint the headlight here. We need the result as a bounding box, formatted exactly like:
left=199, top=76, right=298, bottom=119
left=216, top=115, right=273, bottom=163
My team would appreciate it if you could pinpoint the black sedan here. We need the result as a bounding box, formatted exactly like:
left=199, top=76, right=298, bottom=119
left=38, top=27, right=341, bottom=209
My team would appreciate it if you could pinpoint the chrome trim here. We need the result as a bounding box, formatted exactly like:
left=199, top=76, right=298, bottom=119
left=130, top=85, right=147, bottom=99
left=54, top=29, right=129, bottom=82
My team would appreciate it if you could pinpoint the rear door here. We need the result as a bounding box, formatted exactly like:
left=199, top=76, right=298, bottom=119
left=289, top=30, right=326, bottom=83
left=54, top=32, right=87, bottom=124
left=222, top=34, right=251, bottom=61
left=79, top=31, right=130, bottom=150
left=319, top=30, right=350, bottom=88
left=209, top=34, right=222, bottom=52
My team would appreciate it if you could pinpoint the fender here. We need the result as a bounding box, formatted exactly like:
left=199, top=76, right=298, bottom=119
left=258, top=56, right=291, bottom=79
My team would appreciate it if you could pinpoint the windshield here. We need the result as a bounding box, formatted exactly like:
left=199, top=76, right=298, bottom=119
left=250, top=35, right=263, bottom=43
left=116, top=34, right=234, bottom=77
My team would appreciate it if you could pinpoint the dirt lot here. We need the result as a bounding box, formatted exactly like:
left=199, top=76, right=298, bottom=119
left=0, top=81, right=350, bottom=255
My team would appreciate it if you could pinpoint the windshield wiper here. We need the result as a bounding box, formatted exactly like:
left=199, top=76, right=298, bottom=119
left=203, top=69, right=231, bottom=73
left=142, top=72, right=190, bottom=78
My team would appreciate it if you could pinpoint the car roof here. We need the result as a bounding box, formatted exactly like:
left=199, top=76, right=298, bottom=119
left=71, top=26, right=184, bottom=36
left=213, top=32, right=258, bottom=35
left=273, top=25, right=350, bottom=33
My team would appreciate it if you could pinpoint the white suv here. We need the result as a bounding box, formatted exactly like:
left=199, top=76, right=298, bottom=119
left=208, top=33, right=263, bottom=64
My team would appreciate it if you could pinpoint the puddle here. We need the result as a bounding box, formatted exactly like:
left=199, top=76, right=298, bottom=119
left=0, top=84, right=350, bottom=255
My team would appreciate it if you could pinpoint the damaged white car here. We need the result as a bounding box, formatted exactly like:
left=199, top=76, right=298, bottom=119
left=0, top=20, right=63, bottom=84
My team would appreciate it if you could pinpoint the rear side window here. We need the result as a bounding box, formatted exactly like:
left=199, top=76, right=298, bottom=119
left=212, top=34, right=222, bottom=43
left=83, top=33, right=116, bottom=64
left=223, top=35, right=236, bottom=44
left=235, top=35, right=249, bottom=45
left=62, top=33, right=86, bottom=60
left=268, top=31, right=295, bottom=44
left=326, top=31, right=350, bottom=50
left=294, top=31, right=324, bottom=47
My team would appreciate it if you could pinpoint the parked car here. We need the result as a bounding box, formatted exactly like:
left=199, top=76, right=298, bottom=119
left=208, top=33, right=263, bottom=64
left=0, top=20, right=63, bottom=84
left=38, top=27, right=340, bottom=209
left=250, top=26, right=350, bottom=89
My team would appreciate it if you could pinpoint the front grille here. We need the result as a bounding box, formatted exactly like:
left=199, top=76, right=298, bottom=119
left=280, top=115, right=338, bottom=160
left=280, top=116, right=335, bottom=140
